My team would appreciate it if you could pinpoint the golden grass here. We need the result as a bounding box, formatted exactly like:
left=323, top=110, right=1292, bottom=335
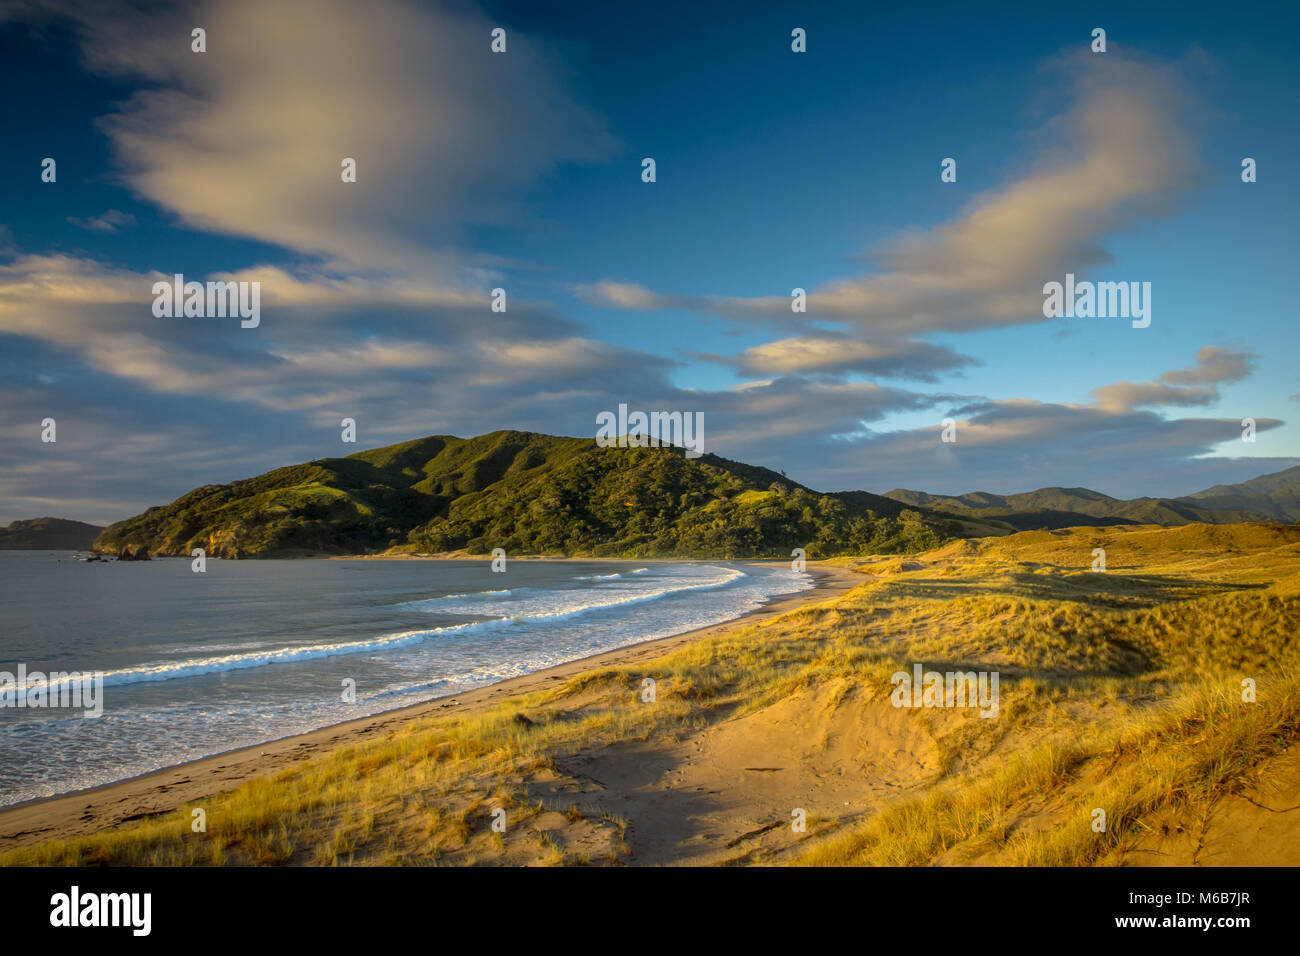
left=793, top=670, right=1298, bottom=866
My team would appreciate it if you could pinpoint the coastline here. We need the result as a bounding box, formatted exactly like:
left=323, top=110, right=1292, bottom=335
left=0, top=561, right=862, bottom=853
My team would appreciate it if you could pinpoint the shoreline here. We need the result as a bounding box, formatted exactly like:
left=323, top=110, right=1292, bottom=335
left=0, top=562, right=862, bottom=852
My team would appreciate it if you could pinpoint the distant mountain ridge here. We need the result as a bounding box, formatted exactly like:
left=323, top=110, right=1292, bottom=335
left=0, top=517, right=103, bottom=550
left=884, top=465, right=1300, bottom=530
left=94, top=430, right=955, bottom=559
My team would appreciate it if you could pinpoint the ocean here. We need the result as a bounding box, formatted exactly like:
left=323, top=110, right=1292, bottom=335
left=0, top=551, right=810, bottom=806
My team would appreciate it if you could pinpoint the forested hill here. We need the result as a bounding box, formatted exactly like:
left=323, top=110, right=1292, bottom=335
left=95, top=430, right=957, bottom=558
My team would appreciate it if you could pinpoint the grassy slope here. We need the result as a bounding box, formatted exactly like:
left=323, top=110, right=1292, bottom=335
left=6, top=521, right=1298, bottom=867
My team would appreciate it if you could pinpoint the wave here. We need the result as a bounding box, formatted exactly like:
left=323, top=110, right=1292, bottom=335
left=12, top=618, right=513, bottom=694
left=408, top=566, right=652, bottom=600
left=576, top=567, right=649, bottom=581
left=18, top=567, right=747, bottom=693
left=506, top=568, right=745, bottom=622
left=420, top=587, right=519, bottom=601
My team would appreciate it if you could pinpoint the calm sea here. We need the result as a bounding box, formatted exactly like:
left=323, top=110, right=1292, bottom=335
left=0, top=551, right=809, bottom=806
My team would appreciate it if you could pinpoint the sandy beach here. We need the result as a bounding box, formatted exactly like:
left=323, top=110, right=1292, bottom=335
left=0, top=562, right=863, bottom=853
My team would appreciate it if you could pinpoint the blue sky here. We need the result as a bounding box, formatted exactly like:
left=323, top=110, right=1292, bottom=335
left=1, top=0, right=1297, bottom=524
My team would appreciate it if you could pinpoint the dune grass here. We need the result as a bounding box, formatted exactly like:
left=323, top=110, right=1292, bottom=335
left=793, top=670, right=1298, bottom=866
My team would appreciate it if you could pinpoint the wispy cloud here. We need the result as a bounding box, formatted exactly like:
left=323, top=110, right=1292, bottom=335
left=18, top=0, right=613, bottom=279
left=695, top=334, right=976, bottom=381
left=1092, top=346, right=1255, bottom=412
left=66, top=209, right=136, bottom=233
left=578, top=53, right=1203, bottom=338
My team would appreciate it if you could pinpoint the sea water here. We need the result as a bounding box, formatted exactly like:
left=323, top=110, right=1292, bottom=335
left=0, top=552, right=810, bottom=806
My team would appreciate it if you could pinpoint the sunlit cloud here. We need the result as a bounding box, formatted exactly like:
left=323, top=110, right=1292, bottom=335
left=578, top=53, right=1203, bottom=338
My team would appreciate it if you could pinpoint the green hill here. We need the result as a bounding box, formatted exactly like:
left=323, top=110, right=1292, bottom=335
left=94, top=431, right=956, bottom=559
left=0, top=517, right=103, bottom=550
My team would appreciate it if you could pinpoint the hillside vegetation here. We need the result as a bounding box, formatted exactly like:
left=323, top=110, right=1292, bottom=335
left=95, top=431, right=955, bottom=559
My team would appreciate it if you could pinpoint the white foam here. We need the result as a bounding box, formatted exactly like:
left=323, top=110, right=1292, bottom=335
left=19, top=568, right=748, bottom=692
left=0, top=561, right=815, bottom=807
left=17, top=618, right=513, bottom=692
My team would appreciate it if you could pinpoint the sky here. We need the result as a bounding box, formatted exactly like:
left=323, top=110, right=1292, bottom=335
left=0, top=0, right=1297, bottom=525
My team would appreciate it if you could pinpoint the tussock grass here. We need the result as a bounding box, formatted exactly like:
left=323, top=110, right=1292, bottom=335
left=794, top=671, right=1299, bottom=866
left=786, top=524, right=1300, bottom=867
